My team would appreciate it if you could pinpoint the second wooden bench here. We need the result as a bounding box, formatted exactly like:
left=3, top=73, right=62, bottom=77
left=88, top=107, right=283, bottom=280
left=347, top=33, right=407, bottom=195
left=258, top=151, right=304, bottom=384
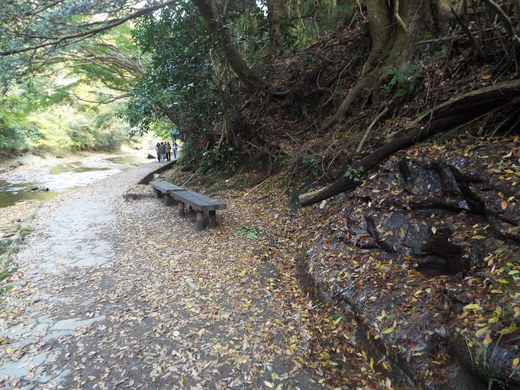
left=173, top=190, right=227, bottom=230
left=149, top=181, right=227, bottom=230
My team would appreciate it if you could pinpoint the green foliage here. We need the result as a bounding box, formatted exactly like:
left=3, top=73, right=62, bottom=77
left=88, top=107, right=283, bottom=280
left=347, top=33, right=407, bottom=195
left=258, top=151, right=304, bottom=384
left=199, top=142, right=241, bottom=174
left=297, top=0, right=355, bottom=37
left=227, top=7, right=272, bottom=62
left=343, top=165, right=364, bottom=181
left=235, top=226, right=265, bottom=239
left=0, top=64, right=132, bottom=156
left=125, top=1, right=227, bottom=136
left=315, top=1, right=355, bottom=32
left=0, top=89, right=39, bottom=153
left=124, top=0, right=250, bottom=173
left=90, top=109, right=130, bottom=151
left=17, top=227, right=30, bottom=239
left=380, top=64, right=422, bottom=100
left=68, top=25, right=143, bottom=93
left=0, top=227, right=30, bottom=295
left=0, top=255, right=16, bottom=295
left=301, top=147, right=322, bottom=177
left=29, top=101, right=129, bottom=153
left=478, top=326, right=520, bottom=388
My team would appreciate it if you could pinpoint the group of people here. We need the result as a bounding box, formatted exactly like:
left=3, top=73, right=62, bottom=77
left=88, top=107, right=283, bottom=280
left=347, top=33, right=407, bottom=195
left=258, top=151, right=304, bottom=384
left=155, top=141, right=178, bottom=162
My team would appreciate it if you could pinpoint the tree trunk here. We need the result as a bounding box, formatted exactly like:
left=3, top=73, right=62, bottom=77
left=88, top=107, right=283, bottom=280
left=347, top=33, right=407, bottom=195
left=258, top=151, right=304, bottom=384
left=191, top=0, right=265, bottom=92
left=362, top=0, right=391, bottom=75
left=300, top=79, right=520, bottom=206
left=267, top=0, right=291, bottom=45
left=364, top=0, right=439, bottom=69
left=324, top=0, right=447, bottom=130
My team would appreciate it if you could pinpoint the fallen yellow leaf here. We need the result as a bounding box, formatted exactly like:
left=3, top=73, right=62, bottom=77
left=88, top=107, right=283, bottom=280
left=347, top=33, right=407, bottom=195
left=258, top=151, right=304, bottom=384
left=500, top=325, right=518, bottom=335
left=382, top=320, right=397, bottom=335
left=464, top=303, right=482, bottom=311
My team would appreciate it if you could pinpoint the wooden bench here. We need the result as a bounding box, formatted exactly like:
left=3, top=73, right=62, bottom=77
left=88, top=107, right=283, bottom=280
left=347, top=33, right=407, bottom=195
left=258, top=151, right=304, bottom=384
left=173, top=190, right=227, bottom=230
left=150, top=181, right=186, bottom=206
left=149, top=181, right=226, bottom=230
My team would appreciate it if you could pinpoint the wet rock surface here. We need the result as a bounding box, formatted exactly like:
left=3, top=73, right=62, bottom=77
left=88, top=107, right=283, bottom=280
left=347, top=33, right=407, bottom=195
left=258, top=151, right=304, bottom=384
left=295, top=137, right=519, bottom=389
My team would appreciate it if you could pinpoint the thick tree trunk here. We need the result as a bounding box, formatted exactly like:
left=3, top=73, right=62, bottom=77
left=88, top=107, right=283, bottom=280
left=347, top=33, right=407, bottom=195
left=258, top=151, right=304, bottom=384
left=364, top=0, right=439, bottom=68
left=362, top=0, right=391, bottom=75
left=192, top=0, right=265, bottom=92
left=300, top=79, right=520, bottom=206
left=324, top=0, right=442, bottom=130
left=267, top=0, right=291, bottom=45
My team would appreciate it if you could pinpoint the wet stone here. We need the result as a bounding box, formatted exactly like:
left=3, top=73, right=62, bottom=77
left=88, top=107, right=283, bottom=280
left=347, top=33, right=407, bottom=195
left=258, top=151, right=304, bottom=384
left=298, top=138, right=520, bottom=389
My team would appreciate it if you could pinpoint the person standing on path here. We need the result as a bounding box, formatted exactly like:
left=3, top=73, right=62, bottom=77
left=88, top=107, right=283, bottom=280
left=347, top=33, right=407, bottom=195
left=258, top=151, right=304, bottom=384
left=159, top=142, right=166, bottom=162
left=173, top=141, right=178, bottom=159
left=166, top=142, right=172, bottom=161
left=155, top=142, right=161, bottom=162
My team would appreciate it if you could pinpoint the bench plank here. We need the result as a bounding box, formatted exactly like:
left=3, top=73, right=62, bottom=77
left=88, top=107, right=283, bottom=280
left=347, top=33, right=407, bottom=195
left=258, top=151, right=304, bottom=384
left=174, top=190, right=227, bottom=212
left=150, top=181, right=185, bottom=193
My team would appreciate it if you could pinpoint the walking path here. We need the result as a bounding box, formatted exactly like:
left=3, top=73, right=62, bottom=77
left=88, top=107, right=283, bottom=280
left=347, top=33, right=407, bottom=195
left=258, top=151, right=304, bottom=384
left=0, top=162, right=324, bottom=389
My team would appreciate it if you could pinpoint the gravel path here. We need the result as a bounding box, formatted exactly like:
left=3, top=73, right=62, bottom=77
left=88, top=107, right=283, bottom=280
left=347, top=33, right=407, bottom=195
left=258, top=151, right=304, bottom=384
left=0, top=163, right=324, bottom=389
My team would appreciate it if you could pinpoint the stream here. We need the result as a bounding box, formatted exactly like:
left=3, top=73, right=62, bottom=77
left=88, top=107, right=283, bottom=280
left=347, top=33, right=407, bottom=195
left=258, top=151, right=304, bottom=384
left=0, top=151, right=155, bottom=209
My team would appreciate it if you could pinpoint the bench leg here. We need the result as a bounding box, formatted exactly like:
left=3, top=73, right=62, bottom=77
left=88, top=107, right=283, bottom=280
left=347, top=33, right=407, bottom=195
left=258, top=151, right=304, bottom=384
left=164, top=194, right=174, bottom=206
left=189, top=206, right=196, bottom=216
left=196, top=211, right=205, bottom=231
left=208, top=210, right=217, bottom=228
left=153, top=189, right=162, bottom=198
left=178, top=202, right=185, bottom=216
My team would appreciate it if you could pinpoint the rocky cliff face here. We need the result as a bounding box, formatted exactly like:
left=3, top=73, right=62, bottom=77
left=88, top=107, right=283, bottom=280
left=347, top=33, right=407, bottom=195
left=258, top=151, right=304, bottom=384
left=295, top=136, right=519, bottom=389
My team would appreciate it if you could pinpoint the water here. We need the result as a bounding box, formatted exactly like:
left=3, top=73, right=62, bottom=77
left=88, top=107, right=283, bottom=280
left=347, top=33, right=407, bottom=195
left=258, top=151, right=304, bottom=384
left=49, top=162, right=111, bottom=174
left=0, top=180, right=68, bottom=208
left=0, top=152, right=154, bottom=209
left=104, top=154, right=155, bottom=166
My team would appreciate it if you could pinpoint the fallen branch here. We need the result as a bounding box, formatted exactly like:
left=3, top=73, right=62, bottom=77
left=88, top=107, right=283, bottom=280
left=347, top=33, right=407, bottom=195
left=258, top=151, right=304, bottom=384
left=356, top=106, right=389, bottom=153
left=299, top=79, right=520, bottom=206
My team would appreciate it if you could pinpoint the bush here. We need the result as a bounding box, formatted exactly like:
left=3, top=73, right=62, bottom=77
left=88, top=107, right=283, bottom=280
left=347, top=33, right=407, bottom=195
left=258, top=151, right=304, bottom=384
left=199, top=142, right=241, bottom=174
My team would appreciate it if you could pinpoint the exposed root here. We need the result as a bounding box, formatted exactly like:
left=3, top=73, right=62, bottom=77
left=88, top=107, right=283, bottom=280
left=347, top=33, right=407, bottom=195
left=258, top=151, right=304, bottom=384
left=300, top=79, right=520, bottom=206
left=320, top=68, right=383, bottom=131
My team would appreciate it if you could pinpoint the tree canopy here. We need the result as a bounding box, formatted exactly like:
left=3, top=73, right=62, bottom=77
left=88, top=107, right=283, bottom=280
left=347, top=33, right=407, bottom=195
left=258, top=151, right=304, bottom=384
left=1, top=0, right=519, bottom=169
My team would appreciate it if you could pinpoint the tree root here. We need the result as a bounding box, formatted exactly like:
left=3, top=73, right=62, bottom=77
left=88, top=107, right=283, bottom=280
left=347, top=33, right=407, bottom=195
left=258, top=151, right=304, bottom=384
left=299, top=79, right=520, bottom=207
left=356, top=106, right=389, bottom=153
left=320, top=68, right=383, bottom=131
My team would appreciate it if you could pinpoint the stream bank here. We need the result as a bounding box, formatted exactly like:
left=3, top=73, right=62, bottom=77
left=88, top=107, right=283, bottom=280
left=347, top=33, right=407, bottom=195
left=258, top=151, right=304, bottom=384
left=0, top=150, right=158, bottom=296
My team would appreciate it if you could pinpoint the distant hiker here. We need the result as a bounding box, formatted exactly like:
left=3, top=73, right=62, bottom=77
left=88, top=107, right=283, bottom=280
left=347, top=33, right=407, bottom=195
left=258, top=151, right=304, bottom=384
left=166, top=142, right=172, bottom=161
left=159, top=142, right=167, bottom=162
left=155, top=142, right=161, bottom=162
left=173, top=141, right=178, bottom=159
